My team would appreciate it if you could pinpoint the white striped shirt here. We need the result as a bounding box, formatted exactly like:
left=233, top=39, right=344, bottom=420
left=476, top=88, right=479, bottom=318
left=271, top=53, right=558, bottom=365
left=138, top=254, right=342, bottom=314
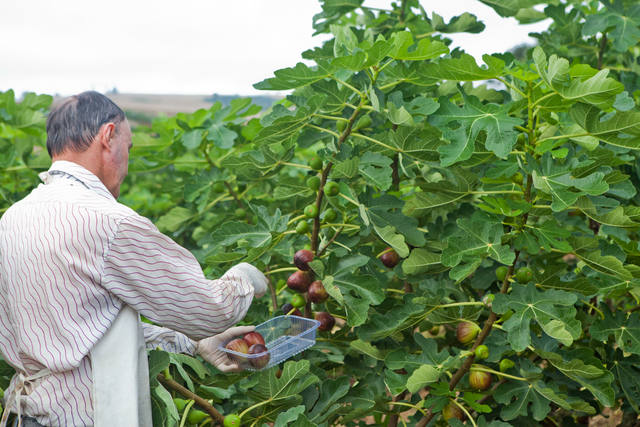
left=0, top=161, right=254, bottom=426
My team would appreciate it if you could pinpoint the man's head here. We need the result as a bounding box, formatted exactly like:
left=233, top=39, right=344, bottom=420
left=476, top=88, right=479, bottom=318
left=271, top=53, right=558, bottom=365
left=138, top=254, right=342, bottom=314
left=46, top=91, right=132, bottom=198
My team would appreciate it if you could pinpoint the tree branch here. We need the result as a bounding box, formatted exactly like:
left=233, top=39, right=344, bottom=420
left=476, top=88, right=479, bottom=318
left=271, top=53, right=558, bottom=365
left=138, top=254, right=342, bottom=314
left=157, top=373, right=224, bottom=424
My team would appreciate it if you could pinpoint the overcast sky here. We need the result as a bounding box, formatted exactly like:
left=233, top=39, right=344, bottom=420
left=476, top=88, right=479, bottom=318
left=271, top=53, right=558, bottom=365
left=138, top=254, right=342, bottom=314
left=1, top=0, right=550, bottom=97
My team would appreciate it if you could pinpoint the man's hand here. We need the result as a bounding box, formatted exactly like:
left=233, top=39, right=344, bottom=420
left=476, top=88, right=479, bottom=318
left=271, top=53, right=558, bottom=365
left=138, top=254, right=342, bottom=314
left=196, top=325, right=255, bottom=372
left=227, top=263, right=268, bottom=298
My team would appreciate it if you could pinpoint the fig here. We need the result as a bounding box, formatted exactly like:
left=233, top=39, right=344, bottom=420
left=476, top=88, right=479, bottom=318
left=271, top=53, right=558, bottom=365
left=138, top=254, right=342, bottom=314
left=225, top=338, right=249, bottom=355
left=223, top=414, right=242, bottom=427
left=324, top=181, right=339, bottom=197
left=442, top=401, right=464, bottom=421
left=499, top=359, right=515, bottom=372
left=187, top=409, right=208, bottom=425
left=380, top=248, right=399, bottom=268
left=322, top=208, right=337, bottom=223
left=515, top=266, right=533, bottom=283
left=212, top=182, right=226, bottom=193
left=287, top=270, right=312, bottom=293
left=291, top=294, right=306, bottom=308
left=281, top=303, right=302, bottom=316
left=293, top=249, right=314, bottom=271
left=495, top=266, right=508, bottom=281
left=234, top=207, right=246, bottom=218
left=248, top=344, right=270, bottom=369
left=304, top=204, right=318, bottom=218
left=295, top=220, right=309, bottom=234
left=243, top=331, right=265, bottom=347
left=475, top=344, right=489, bottom=360
left=173, top=397, right=187, bottom=412
left=309, top=157, right=323, bottom=171
left=308, top=280, right=328, bottom=303
left=469, top=367, right=492, bottom=391
left=315, top=312, right=335, bottom=331
left=456, top=321, right=480, bottom=345
left=307, top=175, right=321, bottom=191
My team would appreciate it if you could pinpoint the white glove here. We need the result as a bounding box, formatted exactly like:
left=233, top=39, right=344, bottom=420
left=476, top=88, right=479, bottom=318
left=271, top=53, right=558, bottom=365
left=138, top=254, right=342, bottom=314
left=227, top=262, right=268, bottom=298
left=196, top=325, right=255, bottom=372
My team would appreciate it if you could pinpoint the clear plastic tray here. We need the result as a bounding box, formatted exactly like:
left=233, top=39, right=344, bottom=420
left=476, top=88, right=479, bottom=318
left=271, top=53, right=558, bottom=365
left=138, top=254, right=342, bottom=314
left=219, top=315, right=320, bottom=371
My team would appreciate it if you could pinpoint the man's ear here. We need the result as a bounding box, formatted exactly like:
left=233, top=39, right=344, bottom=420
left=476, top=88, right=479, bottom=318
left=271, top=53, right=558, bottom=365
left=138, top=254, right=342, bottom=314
left=97, top=123, right=116, bottom=151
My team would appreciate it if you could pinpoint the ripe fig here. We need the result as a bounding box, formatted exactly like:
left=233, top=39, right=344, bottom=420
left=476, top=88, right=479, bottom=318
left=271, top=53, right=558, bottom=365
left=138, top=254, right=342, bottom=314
left=324, top=181, right=339, bottom=197
left=295, top=220, right=309, bottom=234
left=456, top=321, right=480, bottom=345
left=515, top=266, right=533, bottom=283
left=380, top=248, right=399, bottom=268
left=248, top=344, right=270, bottom=369
left=291, top=294, right=306, bottom=308
left=475, top=344, right=489, bottom=360
left=315, top=311, right=335, bottom=331
left=308, top=280, right=328, bottom=303
left=309, top=157, right=323, bottom=171
left=304, top=204, right=318, bottom=218
left=495, top=266, right=508, bottom=281
left=469, top=367, right=492, bottom=391
left=243, top=331, right=265, bottom=347
left=306, top=175, right=321, bottom=191
left=225, top=338, right=249, bottom=355
left=223, top=414, right=242, bottom=427
left=442, top=401, right=464, bottom=421
left=499, top=359, right=515, bottom=372
left=287, top=270, right=312, bottom=293
left=293, top=249, right=314, bottom=271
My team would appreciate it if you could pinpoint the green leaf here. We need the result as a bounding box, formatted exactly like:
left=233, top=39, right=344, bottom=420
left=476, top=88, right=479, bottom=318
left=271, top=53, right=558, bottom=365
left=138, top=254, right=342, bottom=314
left=349, top=339, right=387, bottom=360
left=333, top=273, right=385, bottom=326
left=156, top=207, right=194, bottom=233
left=575, top=250, right=632, bottom=280
left=249, top=360, right=320, bottom=409
left=206, top=123, right=237, bottom=149
left=357, top=295, right=426, bottom=341
left=385, top=333, right=455, bottom=372
left=254, top=62, right=332, bottom=90
left=420, top=53, right=505, bottom=81
left=151, top=383, right=179, bottom=427
left=211, top=222, right=272, bottom=248
left=494, top=379, right=550, bottom=421
left=373, top=224, right=409, bottom=258
left=493, top=284, right=580, bottom=351
left=307, top=377, right=351, bottom=423
left=406, top=365, right=440, bottom=393
left=590, top=309, right=640, bottom=355
left=570, top=103, right=640, bottom=150
left=358, top=152, right=393, bottom=191
left=273, top=405, right=306, bottom=426
left=402, top=248, right=442, bottom=275
left=389, top=31, right=449, bottom=61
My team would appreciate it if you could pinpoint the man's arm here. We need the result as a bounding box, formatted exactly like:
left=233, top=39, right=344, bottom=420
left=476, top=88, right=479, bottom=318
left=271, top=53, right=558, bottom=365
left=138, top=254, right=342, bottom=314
left=142, top=323, right=197, bottom=355
left=101, top=214, right=255, bottom=340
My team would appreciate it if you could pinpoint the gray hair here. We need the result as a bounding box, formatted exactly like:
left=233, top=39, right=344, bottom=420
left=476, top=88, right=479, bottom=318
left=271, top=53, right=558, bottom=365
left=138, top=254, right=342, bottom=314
left=46, top=91, right=126, bottom=157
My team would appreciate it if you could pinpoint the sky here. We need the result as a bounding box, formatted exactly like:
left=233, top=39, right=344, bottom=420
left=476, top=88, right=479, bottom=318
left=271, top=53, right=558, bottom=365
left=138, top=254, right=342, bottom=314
left=1, top=0, right=551, bottom=97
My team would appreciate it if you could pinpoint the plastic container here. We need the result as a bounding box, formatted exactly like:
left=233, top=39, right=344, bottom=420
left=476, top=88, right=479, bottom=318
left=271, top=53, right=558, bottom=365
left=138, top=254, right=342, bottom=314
left=219, top=315, right=321, bottom=371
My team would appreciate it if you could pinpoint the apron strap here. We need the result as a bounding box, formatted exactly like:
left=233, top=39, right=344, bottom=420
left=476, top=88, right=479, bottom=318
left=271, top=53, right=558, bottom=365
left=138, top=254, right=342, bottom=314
left=0, top=369, right=51, bottom=427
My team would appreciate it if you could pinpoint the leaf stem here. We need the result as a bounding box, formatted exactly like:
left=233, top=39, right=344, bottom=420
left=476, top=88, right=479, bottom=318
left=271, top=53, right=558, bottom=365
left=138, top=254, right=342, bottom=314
left=350, top=132, right=401, bottom=152
left=305, top=123, right=340, bottom=138
left=179, top=399, right=196, bottom=427
left=496, top=77, right=526, bottom=98
left=450, top=399, right=477, bottom=427
left=386, top=401, right=426, bottom=416
left=239, top=399, right=271, bottom=419
left=471, top=365, right=527, bottom=382
left=264, top=267, right=298, bottom=275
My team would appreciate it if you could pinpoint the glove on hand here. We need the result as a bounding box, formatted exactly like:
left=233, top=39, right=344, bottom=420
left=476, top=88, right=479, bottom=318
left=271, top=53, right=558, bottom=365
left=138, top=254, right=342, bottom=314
left=196, top=325, right=255, bottom=373
left=227, top=262, right=268, bottom=298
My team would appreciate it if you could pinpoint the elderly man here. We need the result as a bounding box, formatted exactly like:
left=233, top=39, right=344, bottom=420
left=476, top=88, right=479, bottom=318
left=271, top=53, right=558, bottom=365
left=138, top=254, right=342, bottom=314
left=0, top=91, right=267, bottom=426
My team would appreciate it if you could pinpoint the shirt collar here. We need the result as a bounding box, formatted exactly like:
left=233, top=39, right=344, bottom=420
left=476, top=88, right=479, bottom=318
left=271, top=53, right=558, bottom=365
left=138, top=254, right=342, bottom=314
left=39, top=160, right=115, bottom=200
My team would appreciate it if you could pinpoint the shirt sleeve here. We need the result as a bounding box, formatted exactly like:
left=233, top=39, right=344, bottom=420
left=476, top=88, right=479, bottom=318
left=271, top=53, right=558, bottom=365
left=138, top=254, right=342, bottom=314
left=101, top=214, right=254, bottom=340
left=142, top=323, right=197, bottom=355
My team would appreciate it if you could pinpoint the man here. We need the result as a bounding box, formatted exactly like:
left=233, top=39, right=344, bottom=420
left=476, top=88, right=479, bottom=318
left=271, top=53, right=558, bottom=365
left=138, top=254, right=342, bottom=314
left=0, top=91, right=268, bottom=426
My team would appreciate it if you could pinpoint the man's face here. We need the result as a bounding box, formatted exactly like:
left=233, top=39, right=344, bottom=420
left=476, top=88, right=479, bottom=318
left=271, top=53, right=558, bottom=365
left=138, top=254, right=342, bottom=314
left=108, top=118, right=132, bottom=198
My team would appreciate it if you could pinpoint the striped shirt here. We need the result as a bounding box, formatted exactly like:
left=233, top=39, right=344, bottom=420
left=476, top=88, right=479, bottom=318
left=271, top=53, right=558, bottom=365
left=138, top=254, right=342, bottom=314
left=0, top=161, right=254, bottom=426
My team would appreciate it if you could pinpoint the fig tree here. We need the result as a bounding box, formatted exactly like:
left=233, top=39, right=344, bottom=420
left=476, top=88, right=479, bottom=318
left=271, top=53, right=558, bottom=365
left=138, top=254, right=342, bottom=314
left=308, top=280, right=328, bottom=303
left=456, top=321, right=480, bottom=345
left=380, top=247, right=399, bottom=268
left=315, top=311, right=335, bottom=331
left=287, top=270, right=312, bottom=293
left=293, top=249, right=314, bottom=271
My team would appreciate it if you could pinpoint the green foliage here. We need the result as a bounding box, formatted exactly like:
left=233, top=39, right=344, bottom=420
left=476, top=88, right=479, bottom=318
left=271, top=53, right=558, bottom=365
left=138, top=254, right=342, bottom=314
left=4, top=0, right=640, bottom=425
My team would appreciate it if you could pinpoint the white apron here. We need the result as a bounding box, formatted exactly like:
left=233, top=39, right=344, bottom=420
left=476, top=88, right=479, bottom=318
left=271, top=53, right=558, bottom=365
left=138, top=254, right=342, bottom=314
left=0, top=305, right=152, bottom=427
